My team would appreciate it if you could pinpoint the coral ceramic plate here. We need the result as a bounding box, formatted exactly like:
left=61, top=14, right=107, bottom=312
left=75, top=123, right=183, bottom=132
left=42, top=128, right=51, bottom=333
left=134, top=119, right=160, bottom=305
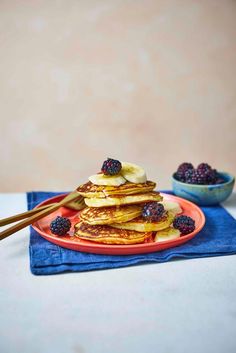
left=32, top=193, right=205, bottom=255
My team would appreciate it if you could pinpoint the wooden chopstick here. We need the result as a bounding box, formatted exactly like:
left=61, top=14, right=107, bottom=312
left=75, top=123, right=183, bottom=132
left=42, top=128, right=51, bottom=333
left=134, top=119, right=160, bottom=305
left=0, top=191, right=79, bottom=241
left=0, top=203, right=57, bottom=227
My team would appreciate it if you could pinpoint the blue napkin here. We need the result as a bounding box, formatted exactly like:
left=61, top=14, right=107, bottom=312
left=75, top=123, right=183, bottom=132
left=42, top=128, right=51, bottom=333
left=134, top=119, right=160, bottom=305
left=28, top=191, right=236, bottom=275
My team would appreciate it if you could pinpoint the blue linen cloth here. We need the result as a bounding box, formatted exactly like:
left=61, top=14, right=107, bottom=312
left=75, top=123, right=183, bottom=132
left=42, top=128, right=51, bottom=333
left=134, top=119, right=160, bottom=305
left=27, top=191, right=236, bottom=275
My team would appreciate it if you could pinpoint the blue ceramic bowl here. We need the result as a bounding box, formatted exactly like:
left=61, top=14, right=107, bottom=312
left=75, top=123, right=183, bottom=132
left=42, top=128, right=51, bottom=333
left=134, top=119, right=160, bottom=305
left=172, top=172, right=235, bottom=206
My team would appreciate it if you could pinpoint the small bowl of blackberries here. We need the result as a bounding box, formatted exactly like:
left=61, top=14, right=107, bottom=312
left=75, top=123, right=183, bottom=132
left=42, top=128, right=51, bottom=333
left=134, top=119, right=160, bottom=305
left=172, top=163, right=235, bottom=206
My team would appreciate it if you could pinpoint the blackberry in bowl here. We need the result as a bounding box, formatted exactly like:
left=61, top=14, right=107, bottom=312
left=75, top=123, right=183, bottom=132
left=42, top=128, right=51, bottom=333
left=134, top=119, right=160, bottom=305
left=175, top=163, right=194, bottom=182
left=172, top=163, right=235, bottom=206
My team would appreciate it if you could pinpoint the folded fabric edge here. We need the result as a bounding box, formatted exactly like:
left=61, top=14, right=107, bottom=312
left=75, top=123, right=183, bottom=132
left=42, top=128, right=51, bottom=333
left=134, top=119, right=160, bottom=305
left=30, top=251, right=236, bottom=275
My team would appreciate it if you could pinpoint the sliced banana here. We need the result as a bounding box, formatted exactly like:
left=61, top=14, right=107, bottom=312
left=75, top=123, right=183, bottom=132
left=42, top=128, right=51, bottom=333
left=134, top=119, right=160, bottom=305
left=121, top=162, right=147, bottom=184
left=89, top=174, right=126, bottom=186
left=159, top=201, right=182, bottom=215
left=154, top=227, right=181, bottom=242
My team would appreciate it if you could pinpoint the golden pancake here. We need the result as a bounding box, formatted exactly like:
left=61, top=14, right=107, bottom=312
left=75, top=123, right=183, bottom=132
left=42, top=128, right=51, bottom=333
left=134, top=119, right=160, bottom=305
left=74, top=221, right=151, bottom=245
left=84, top=191, right=162, bottom=208
left=80, top=205, right=142, bottom=225
left=110, top=211, right=175, bottom=232
left=77, top=180, right=156, bottom=199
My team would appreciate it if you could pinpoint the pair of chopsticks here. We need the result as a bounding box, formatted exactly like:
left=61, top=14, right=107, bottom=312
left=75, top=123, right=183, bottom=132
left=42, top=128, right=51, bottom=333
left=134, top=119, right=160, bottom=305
left=0, top=191, right=81, bottom=241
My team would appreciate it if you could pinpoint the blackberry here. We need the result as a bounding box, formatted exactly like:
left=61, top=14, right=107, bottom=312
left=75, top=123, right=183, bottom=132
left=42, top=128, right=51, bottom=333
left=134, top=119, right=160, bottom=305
left=184, top=169, right=195, bottom=183
left=173, top=215, right=195, bottom=235
left=205, top=168, right=218, bottom=184
left=175, top=163, right=194, bottom=182
left=101, top=158, right=122, bottom=175
left=142, top=202, right=165, bottom=222
left=185, top=169, right=209, bottom=184
left=197, top=163, right=212, bottom=173
left=50, top=216, right=71, bottom=236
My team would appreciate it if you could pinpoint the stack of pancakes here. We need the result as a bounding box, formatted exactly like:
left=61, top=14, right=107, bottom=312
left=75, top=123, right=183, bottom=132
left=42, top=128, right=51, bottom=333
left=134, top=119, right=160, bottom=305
left=74, top=180, right=175, bottom=245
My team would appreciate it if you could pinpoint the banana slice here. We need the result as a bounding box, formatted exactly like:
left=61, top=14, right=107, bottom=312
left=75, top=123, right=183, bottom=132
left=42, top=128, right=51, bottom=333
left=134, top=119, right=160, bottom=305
left=159, top=201, right=182, bottom=215
left=121, top=162, right=147, bottom=184
left=89, top=174, right=126, bottom=186
left=154, top=227, right=181, bottom=242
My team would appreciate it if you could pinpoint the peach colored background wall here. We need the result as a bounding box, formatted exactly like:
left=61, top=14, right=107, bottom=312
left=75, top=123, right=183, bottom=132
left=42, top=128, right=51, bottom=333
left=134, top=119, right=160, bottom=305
left=0, top=0, right=236, bottom=192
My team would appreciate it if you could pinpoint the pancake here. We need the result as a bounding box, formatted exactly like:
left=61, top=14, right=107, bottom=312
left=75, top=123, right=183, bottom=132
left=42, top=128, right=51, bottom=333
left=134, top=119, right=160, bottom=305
left=77, top=180, right=156, bottom=199
left=84, top=191, right=162, bottom=208
left=74, top=221, right=151, bottom=245
left=80, top=205, right=142, bottom=225
left=110, top=211, right=175, bottom=232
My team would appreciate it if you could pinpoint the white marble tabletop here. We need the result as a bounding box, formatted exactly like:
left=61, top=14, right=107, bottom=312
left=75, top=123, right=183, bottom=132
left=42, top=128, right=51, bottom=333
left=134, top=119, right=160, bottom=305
left=0, top=193, right=236, bottom=353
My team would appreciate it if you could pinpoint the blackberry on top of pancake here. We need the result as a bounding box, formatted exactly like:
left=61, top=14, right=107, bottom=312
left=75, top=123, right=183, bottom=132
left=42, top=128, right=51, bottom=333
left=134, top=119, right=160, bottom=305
left=77, top=159, right=160, bottom=207
left=74, top=159, right=182, bottom=245
left=110, top=202, right=175, bottom=233
left=110, top=210, right=175, bottom=232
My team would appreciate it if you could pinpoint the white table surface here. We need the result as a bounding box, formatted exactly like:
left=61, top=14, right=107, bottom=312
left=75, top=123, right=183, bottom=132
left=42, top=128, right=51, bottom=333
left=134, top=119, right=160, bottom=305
left=1, top=193, right=236, bottom=353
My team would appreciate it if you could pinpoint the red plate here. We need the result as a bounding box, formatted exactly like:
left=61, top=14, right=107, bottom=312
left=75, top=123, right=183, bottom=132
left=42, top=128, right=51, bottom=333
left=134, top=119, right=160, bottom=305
left=32, top=193, right=205, bottom=255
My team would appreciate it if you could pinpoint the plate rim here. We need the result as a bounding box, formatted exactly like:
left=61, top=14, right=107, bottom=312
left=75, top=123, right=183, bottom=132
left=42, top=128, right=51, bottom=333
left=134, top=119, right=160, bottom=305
left=32, top=192, right=206, bottom=254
